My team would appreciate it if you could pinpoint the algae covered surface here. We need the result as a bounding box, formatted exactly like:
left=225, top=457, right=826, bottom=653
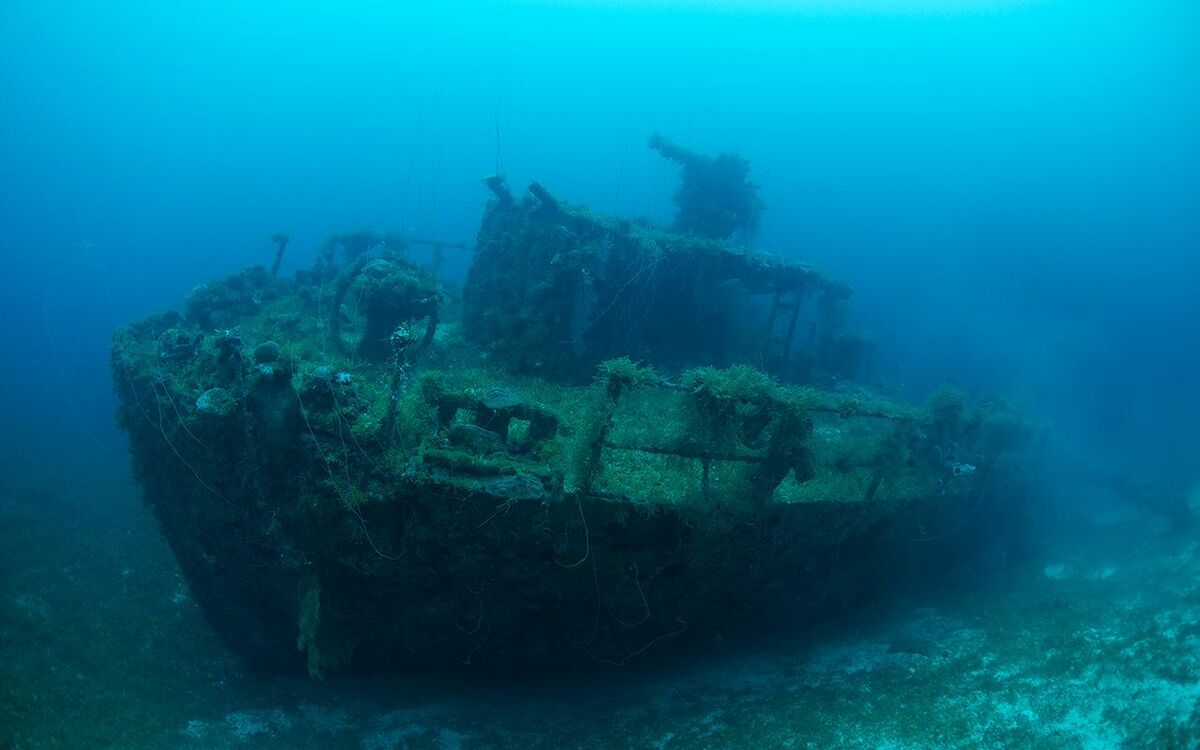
left=105, top=185, right=1035, bottom=679
left=4, top=448, right=1199, bottom=749
left=4, top=3, right=1198, bottom=747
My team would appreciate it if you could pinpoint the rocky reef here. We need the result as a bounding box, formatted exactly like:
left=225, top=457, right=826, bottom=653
left=111, top=143, right=1037, bottom=677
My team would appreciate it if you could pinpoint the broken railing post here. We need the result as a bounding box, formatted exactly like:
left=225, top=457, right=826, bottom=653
left=483, top=174, right=513, bottom=204
left=526, top=181, right=560, bottom=214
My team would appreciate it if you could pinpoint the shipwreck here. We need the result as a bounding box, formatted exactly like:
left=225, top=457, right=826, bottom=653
left=111, top=137, right=1035, bottom=676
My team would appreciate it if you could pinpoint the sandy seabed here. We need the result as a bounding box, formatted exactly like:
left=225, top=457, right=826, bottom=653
left=2, top=451, right=1196, bottom=749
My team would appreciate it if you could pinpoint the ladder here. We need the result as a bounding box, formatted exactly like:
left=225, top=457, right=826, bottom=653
left=760, top=288, right=806, bottom=373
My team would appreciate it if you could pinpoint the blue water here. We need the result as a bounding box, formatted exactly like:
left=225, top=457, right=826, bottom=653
left=2, top=1, right=1198, bottom=747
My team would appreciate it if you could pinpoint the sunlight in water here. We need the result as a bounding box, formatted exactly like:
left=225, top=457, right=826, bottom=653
left=3, top=0, right=1198, bottom=745
left=515, top=0, right=1045, bottom=15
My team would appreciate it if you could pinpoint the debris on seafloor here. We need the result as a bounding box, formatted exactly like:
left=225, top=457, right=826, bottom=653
left=111, top=137, right=1038, bottom=677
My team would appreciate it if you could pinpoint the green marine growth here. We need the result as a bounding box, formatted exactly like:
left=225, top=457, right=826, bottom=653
left=326, top=253, right=440, bottom=362
left=681, top=365, right=778, bottom=447
left=107, top=177, right=1038, bottom=676
left=268, top=232, right=290, bottom=278
left=680, top=365, right=813, bottom=504
left=916, top=386, right=1035, bottom=492
left=649, top=132, right=764, bottom=240
left=963, top=394, right=1035, bottom=463
left=571, top=358, right=658, bottom=495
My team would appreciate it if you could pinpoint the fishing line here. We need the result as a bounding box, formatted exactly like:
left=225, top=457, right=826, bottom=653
left=98, top=247, right=245, bottom=512
left=898, top=465, right=994, bottom=543
left=494, top=5, right=511, bottom=179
